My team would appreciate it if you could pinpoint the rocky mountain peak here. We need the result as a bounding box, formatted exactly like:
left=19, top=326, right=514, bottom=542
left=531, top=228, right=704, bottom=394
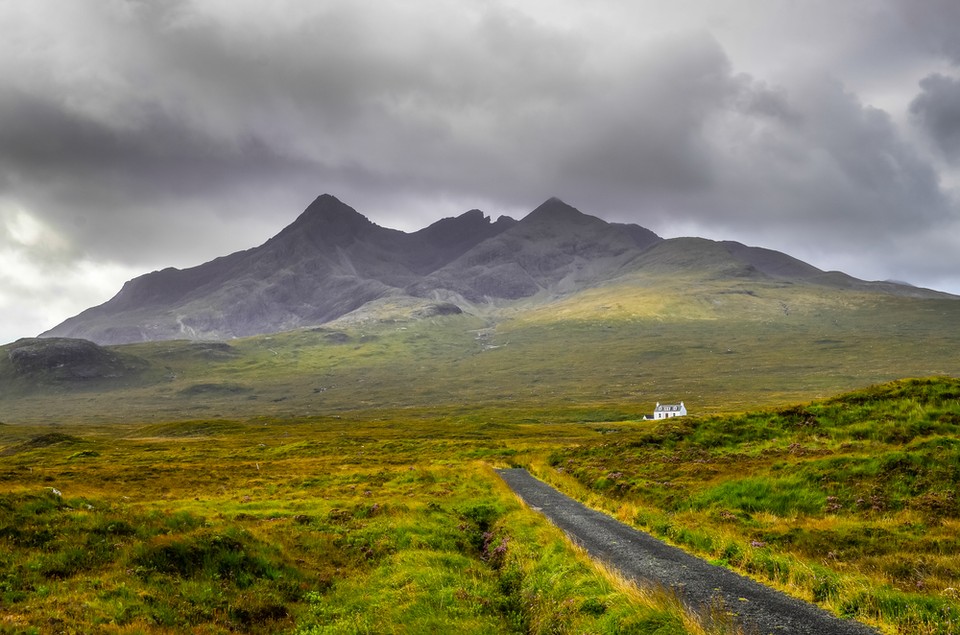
left=302, top=193, right=361, bottom=219
left=276, top=194, right=378, bottom=246
left=404, top=208, right=517, bottom=275
left=522, top=197, right=598, bottom=225
left=41, top=193, right=941, bottom=347
left=418, top=209, right=512, bottom=243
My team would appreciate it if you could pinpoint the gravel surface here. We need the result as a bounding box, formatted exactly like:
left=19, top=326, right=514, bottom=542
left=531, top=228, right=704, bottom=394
left=496, top=468, right=878, bottom=635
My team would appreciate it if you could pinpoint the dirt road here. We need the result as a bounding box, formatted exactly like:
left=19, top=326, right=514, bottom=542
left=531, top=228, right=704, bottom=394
left=496, top=468, right=878, bottom=635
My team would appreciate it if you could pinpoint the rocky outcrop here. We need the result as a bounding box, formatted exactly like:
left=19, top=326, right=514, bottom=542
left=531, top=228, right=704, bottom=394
left=3, top=337, right=145, bottom=385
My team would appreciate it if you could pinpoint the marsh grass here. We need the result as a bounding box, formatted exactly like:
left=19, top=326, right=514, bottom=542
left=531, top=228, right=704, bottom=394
left=539, top=377, right=960, bottom=634
left=0, top=416, right=744, bottom=634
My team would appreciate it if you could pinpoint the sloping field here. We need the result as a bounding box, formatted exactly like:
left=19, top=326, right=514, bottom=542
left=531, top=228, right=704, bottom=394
left=3, top=276, right=959, bottom=424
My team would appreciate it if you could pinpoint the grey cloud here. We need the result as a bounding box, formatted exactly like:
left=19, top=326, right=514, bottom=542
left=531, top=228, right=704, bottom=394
left=910, top=73, right=960, bottom=162
left=3, top=8, right=954, bottom=265
left=1, top=0, right=959, bottom=341
left=549, top=35, right=733, bottom=200
left=0, top=1, right=598, bottom=230
left=0, top=91, right=321, bottom=262
left=734, top=80, right=801, bottom=123
left=894, top=0, right=960, bottom=65
left=67, top=4, right=735, bottom=213
left=791, top=77, right=947, bottom=228
left=617, top=70, right=958, bottom=285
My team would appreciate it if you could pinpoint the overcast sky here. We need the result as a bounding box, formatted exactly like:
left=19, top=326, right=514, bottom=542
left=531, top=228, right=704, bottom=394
left=3, top=0, right=960, bottom=344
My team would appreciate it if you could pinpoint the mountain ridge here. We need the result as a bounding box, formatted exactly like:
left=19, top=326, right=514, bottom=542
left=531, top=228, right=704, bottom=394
left=41, top=195, right=955, bottom=345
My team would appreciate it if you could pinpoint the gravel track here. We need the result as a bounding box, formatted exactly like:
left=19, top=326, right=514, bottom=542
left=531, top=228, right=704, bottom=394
left=496, top=468, right=878, bottom=635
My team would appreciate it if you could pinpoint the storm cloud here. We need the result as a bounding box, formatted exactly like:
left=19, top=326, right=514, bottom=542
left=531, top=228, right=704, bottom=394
left=911, top=73, right=960, bottom=162
left=2, top=0, right=960, bottom=343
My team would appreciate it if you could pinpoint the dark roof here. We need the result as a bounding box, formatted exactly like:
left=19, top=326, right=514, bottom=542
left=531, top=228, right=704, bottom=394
left=655, top=403, right=684, bottom=412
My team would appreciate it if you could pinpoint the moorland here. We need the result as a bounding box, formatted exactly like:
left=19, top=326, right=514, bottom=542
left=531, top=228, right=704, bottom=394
left=3, top=290, right=960, bottom=634
left=2, top=197, right=960, bottom=633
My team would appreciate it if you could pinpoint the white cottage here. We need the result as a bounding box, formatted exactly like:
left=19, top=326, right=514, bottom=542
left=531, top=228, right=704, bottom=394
left=652, top=401, right=686, bottom=419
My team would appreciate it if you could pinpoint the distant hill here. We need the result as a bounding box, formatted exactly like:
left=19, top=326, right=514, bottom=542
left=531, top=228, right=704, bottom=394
left=0, top=337, right=147, bottom=391
left=41, top=194, right=954, bottom=345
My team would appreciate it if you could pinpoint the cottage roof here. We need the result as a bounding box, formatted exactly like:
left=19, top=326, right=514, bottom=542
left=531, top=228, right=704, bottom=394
left=654, top=401, right=685, bottom=412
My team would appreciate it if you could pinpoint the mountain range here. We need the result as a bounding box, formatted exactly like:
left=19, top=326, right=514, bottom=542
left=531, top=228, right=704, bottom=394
left=42, top=195, right=954, bottom=346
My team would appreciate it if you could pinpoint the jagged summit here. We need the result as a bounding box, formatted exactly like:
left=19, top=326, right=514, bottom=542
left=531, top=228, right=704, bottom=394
left=522, top=197, right=600, bottom=225
left=416, top=208, right=515, bottom=242
left=39, top=195, right=952, bottom=345
left=273, top=194, right=379, bottom=246
left=292, top=194, right=365, bottom=226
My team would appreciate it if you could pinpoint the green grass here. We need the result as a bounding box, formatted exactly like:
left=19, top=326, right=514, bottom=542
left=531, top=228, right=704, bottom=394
left=3, top=379, right=957, bottom=632
left=537, top=377, right=960, bottom=634
left=0, top=416, right=743, bottom=634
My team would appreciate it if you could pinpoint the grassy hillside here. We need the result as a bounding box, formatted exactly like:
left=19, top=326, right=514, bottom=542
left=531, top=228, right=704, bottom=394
left=3, top=275, right=958, bottom=425
left=534, top=377, right=960, bottom=634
